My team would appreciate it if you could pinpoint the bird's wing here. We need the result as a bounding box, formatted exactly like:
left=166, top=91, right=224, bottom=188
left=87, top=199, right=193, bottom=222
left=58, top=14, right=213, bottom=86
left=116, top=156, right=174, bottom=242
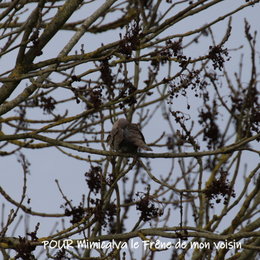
left=125, top=124, right=145, bottom=144
left=124, top=123, right=152, bottom=151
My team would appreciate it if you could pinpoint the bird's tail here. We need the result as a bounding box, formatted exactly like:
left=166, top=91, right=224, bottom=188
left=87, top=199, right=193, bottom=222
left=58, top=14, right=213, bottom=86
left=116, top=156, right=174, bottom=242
left=140, top=144, right=152, bottom=151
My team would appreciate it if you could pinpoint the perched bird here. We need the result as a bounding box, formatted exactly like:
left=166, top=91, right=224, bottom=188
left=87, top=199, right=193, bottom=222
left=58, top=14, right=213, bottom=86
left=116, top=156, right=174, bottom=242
left=107, top=118, right=152, bottom=153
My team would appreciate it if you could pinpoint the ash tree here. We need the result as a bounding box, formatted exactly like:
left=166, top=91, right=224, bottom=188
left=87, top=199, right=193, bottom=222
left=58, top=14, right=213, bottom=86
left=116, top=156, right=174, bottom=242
left=0, top=0, right=259, bottom=260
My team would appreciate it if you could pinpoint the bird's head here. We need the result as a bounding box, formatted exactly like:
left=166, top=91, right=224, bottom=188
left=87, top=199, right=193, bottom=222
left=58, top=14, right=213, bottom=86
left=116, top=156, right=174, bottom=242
left=113, top=118, right=129, bottom=129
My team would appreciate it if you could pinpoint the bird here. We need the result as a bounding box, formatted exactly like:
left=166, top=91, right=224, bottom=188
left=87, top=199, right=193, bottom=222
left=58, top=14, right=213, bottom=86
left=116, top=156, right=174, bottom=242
left=107, top=118, right=152, bottom=153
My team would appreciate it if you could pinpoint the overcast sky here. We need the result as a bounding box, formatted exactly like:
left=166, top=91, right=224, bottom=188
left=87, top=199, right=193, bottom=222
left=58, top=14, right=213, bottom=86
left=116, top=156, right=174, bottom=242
left=1, top=1, right=259, bottom=259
